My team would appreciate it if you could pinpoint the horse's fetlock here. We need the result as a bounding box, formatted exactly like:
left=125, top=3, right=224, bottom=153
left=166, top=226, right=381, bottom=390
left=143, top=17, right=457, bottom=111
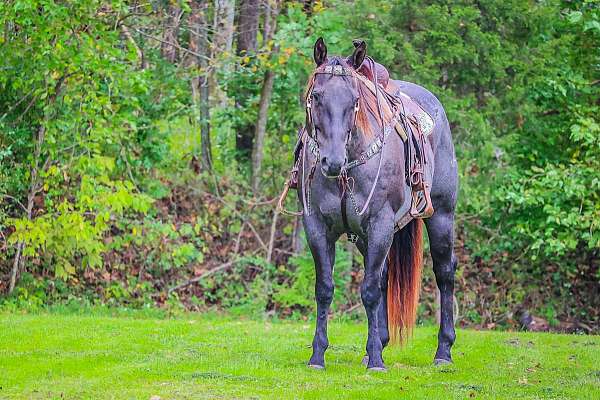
left=439, top=329, right=456, bottom=345
left=431, top=239, right=452, bottom=259
left=380, top=331, right=390, bottom=348
left=313, top=336, right=329, bottom=350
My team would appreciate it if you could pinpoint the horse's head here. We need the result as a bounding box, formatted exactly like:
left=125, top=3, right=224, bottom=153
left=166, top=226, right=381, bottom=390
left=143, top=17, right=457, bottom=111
left=307, top=38, right=367, bottom=178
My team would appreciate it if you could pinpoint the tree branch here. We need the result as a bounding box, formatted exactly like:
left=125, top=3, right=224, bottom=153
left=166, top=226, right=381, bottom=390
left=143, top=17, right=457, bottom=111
left=168, top=259, right=236, bottom=294
left=127, top=25, right=212, bottom=62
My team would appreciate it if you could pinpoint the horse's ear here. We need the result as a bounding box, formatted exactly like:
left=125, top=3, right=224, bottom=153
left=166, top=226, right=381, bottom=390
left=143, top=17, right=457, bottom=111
left=350, top=39, right=367, bottom=69
left=313, top=37, right=328, bottom=66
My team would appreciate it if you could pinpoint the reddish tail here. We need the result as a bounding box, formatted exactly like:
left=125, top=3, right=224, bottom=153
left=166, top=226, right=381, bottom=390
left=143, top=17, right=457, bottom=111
left=387, top=219, right=424, bottom=344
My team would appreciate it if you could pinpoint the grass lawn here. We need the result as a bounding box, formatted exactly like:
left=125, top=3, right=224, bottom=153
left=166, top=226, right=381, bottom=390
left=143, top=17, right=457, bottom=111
left=0, top=312, right=599, bottom=399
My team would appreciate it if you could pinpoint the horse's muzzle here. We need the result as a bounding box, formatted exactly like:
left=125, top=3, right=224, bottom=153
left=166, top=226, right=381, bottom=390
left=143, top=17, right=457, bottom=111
left=321, top=166, right=340, bottom=179
left=321, top=156, right=344, bottom=178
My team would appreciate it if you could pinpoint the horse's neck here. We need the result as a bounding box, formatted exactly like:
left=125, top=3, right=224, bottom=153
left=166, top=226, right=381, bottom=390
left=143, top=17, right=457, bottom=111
left=348, top=109, right=378, bottom=156
left=346, top=130, right=370, bottom=161
left=347, top=124, right=405, bottom=192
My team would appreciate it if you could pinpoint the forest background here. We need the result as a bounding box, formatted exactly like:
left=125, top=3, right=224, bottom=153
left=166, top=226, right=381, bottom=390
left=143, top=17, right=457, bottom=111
left=1, top=0, right=598, bottom=333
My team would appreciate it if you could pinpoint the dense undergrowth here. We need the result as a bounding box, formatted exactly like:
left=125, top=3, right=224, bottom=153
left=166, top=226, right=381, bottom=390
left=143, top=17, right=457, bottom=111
left=1, top=1, right=599, bottom=332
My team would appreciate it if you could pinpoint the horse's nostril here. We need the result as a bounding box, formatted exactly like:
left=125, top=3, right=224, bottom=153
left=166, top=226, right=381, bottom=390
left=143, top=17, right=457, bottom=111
left=321, top=156, right=328, bottom=166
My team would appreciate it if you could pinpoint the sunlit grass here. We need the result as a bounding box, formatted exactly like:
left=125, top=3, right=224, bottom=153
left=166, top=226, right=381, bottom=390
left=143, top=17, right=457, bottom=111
left=0, top=312, right=598, bottom=399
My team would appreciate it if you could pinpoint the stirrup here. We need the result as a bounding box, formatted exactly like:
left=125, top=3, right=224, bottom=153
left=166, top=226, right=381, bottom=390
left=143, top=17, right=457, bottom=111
left=410, top=185, right=434, bottom=219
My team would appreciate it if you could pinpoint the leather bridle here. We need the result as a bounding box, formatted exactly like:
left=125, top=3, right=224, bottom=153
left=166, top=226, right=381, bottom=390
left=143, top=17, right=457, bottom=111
left=305, top=64, right=361, bottom=144
left=298, top=61, right=402, bottom=241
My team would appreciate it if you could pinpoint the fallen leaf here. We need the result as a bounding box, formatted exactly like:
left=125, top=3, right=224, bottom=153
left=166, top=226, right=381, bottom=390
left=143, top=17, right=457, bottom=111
left=518, top=377, right=528, bottom=385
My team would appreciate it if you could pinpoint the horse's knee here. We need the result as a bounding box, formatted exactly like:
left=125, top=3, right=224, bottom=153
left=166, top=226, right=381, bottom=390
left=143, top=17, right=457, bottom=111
left=315, top=279, right=334, bottom=304
left=430, top=235, right=453, bottom=262
left=361, top=279, right=381, bottom=309
left=434, top=255, right=457, bottom=285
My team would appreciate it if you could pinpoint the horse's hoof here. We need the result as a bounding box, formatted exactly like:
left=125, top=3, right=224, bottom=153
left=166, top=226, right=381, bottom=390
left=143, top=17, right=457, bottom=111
left=367, top=366, right=388, bottom=372
left=307, top=363, right=325, bottom=370
left=361, top=355, right=369, bottom=366
left=433, top=358, right=452, bottom=366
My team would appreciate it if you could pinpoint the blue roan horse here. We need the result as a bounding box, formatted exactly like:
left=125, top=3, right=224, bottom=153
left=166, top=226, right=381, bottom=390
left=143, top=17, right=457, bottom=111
left=288, top=38, right=458, bottom=371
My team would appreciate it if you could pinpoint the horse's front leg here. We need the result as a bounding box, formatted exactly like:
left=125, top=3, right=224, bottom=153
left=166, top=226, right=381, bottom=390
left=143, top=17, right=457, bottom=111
left=304, top=217, right=336, bottom=369
left=362, top=215, right=395, bottom=371
left=357, top=242, right=389, bottom=367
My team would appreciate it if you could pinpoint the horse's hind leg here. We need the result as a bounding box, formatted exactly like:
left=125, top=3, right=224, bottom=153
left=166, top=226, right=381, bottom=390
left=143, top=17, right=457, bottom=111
left=425, top=211, right=457, bottom=365
left=305, top=219, right=336, bottom=369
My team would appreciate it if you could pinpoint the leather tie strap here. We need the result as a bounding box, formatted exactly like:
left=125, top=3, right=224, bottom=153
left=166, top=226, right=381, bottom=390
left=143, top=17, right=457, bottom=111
left=338, top=171, right=358, bottom=243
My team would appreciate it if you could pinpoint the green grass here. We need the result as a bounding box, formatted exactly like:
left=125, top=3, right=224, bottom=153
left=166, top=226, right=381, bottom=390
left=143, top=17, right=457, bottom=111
left=0, top=312, right=599, bottom=399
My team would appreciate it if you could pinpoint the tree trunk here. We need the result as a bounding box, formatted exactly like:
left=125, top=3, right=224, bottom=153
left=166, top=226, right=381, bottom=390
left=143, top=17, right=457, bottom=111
left=214, top=0, right=235, bottom=55
left=199, top=74, right=212, bottom=170
left=212, top=0, right=236, bottom=107
left=9, top=242, right=24, bottom=294
left=236, top=0, right=260, bottom=55
left=9, top=125, right=45, bottom=294
left=120, top=23, right=148, bottom=70
left=234, top=0, right=261, bottom=155
left=161, top=3, right=183, bottom=63
left=263, top=1, right=272, bottom=41
left=292, top=216, right=304, bottom=254
left=266, top=209, right=279, bottom=264
left=251, top=68, right=275, bottom=191
left=250, top=2, right=280, bottom=191
left=190, top=1, right=213, bottom=171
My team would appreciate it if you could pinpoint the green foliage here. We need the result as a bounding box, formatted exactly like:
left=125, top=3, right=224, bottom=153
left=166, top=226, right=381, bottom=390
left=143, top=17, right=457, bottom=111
left=1, top=0, right=181, bottom=284
left=273, top=243, right=354, bottom=313
left=483, top=1, right=600, bottom=269
left=341, top=0, right=599, bottom=325
left=9, top=156, right=153, bottom=280
left=1, top=0, right=598, bottom=330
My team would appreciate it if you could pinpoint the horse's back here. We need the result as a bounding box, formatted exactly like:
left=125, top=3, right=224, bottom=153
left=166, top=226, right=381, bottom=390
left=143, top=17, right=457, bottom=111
left=390, top=80, right=448, bottom=141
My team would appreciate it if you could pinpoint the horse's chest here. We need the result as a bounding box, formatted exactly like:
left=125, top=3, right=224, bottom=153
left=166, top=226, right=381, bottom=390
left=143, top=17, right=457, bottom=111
left=316, top=191, right=343, bottom=220
left=316, top=190, right=365, bottom=236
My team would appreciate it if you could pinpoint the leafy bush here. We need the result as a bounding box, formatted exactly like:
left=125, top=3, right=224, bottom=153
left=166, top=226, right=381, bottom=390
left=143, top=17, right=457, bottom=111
left=1, top=0, right=598, bottom=331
